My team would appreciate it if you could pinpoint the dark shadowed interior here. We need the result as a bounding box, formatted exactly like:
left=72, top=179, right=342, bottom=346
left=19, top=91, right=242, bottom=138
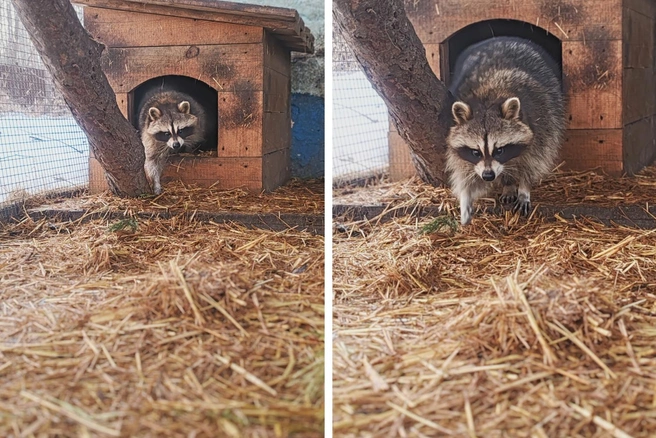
left=443, top=19, right=563, bottom=89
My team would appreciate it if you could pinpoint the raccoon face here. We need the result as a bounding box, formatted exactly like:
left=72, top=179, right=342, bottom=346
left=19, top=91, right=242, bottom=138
left=145, top=101, right=198, bottom=152
left=447, top=97, right=533, bottom=182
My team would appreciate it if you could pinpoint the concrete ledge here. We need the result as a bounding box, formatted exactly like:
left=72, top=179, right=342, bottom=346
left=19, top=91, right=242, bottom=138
left=27, top=206, right=324, bottom=235
left=334, top=204, right=656, bottom=229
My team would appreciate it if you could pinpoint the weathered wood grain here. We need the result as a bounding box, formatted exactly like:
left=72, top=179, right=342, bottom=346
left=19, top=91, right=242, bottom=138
left=74, top=0, right=313, bottom=52
left=101, top=45, right=264, bottom=94
left=404, top=0, right=623, bottom=43
left=84, top=7, right=263, bottom=47
left=218, top=91, right=263, bottom=157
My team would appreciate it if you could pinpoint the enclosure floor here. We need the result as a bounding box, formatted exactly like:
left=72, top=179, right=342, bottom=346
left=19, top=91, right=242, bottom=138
left=0, top=209, right=324, bottom=436
left=42, top=178, right=323, bottom=215
left=333, top=168, right=656, bottom=437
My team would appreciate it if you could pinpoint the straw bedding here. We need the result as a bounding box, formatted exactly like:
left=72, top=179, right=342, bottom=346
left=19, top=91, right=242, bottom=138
left=334, top=167, right=656, bottom=210
left=333, top=168, right=656, bottom=437
left=27, top=179, right=324, bottom=217
left=0, top=182, right=324, bottom=437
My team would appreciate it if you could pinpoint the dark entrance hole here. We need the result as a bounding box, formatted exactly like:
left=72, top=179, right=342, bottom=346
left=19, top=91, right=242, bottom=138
left=442, top=19, right=563, bottom=88
left=131, top=75, right=218, bottom=152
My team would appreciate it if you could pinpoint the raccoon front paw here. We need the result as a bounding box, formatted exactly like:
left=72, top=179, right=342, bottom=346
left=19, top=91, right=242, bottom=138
left=499, top=193, right=517, bottom=205
left=513, top=199, right=531, bottom=216
left=460, top=205, right=473, bottom=225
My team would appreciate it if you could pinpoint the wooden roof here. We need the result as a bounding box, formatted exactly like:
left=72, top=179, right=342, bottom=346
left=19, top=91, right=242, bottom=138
left=74, top=0, right=314, bottom=52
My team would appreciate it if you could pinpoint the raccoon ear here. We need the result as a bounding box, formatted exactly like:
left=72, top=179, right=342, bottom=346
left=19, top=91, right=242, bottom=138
left=178, top=101, right=191, bottom=114
left=148, top=107, right=161, bottom=121
left=501, top=97, right=521, bottom=120
left=452, top=101, right=472, bottom=125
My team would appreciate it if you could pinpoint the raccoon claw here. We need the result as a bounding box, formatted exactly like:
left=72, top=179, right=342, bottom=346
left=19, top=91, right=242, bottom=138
left=499, top=194, right=517, bottom=205
left=513, top=199, right=531, bottom=216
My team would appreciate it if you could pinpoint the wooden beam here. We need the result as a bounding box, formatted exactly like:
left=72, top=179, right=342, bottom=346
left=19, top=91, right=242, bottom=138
left=73, top=0, right=314, bottom=52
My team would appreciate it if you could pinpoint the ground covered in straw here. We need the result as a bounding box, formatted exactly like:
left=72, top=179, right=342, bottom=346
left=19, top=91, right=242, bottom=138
left=334, top=167, right=656, bottom=211
left=333, top=168, right=656, bottom=437
left=0, top=183, right=324, bottom=437
left=30, top=179, right=324, bottom=217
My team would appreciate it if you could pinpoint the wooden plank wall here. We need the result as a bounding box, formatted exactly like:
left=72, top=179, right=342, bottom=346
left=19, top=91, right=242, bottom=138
left=399, top=0, right=637, bottom=176
left=262, top=32, right=292, bottom=190
left=83, top=7, right=293, bottom=192
left=623, top=0, right=656, bottom=174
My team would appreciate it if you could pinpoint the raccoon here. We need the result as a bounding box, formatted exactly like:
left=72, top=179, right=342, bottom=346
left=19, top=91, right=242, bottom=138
left=138, top=90, right=207, bottom=194
left=445, top=37, right=566, bottom=225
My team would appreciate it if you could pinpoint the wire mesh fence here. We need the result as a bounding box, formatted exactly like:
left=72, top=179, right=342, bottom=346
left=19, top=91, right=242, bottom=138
left=0, top=0, right=88, bottom=219
left=333, top=29, right=389, bottom=185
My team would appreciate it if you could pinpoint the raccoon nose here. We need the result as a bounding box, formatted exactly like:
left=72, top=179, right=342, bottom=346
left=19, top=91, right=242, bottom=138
left=481, top=169, right=496, bottom=181
left=171, top=141, right=181, bottom=150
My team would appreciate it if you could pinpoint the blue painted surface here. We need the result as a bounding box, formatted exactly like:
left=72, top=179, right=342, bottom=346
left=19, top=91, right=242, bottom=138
left=290, top=93, right=324, bottom=179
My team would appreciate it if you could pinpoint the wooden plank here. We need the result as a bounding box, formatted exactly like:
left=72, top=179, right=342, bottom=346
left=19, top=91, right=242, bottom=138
left=163, top=155, right=263, bottom=190
left=261, top=148, right=290, bottom=192
left=89, top=157, right=110, bottom=193
left=560, top=129, right=624, bottom=174
left=623, top=116, right=656, bottom=174
left=77, top=0, right=299, bottom=23
left=624, top=0, right=656, bottom=18
left=115, top=92, right=128, bottom=118
left=563, top=40, right=623, bottom=129
left=74, top=0, right=314, bottom=52
left=91, top=155, right=270, bottom=192
left=218, top=91, right=263, bottom=157
left=262, top=111, right=291, bottom=154
left=389, top=130, right=417, bottom=181
left=264, top=32, right=291, bottom=76
left=623, top=67, right=656, bottom=124
left=623, top=7, right=655, bottom=68
left=84, top=7, right=263, bottom=48
left=263, top=68, right=290, bottom=113
left=404, top=0, right=623, bottom=43
left=423, top=43, right=442, bottom=79
left=101, top=44, right=263, bottom=94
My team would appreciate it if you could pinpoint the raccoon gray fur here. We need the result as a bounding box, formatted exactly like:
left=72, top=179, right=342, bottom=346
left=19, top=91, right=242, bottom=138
left=138, top=90, right=207, bottom=194
left=445, top=37, right=566, bottom=225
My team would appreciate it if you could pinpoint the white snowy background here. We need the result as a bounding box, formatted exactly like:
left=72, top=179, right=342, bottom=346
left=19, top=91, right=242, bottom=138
left=333, top=70, right=389, bottom=180
left=0, top=114, right=88, bottom=203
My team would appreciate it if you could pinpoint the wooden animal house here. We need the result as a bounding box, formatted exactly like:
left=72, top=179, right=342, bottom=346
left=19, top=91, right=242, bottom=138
left=74, top=0, right=314, bottom=193
left=391, top=0, right=656, bottom=180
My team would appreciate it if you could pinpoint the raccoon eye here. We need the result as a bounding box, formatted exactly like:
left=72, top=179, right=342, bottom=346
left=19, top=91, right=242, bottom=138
left=154, top=132, right=171, bottom=142
left=493, top=147, right=504, bottom=157
left=178, top=127, right=194, bottom=138
left=471, top=149, right=482, bottom=158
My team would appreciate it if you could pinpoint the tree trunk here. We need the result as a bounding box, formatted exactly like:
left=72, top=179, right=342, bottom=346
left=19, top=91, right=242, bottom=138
left=333, top=0, right=453, bottom=185
left=10, top=0, right=151, bottom=196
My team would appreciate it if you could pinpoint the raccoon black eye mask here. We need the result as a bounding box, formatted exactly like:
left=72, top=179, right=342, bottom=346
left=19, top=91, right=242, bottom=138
left=154, top=131, right=171, bottom=142
left=153, top=127, right=195, bottom=142
left=456, top=143, right=526, bottom=165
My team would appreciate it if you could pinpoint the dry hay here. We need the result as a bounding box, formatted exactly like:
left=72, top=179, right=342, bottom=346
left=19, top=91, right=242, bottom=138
left=334, top=167, right=656, bottom=211
left=24, top=178, right=324, bottom=218
left=333, top=171, right=656, bottom=437
left=0, top=210, right=324, bottom=437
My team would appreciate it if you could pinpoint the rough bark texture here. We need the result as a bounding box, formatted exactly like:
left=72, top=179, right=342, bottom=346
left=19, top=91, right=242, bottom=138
left=333, top=0, right=453, bottom=185
left=10, top=0, right=150, bottom=196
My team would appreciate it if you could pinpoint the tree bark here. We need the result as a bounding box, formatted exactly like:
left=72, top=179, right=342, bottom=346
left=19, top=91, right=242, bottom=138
left=333, top=0, right=453, bottom=185
left=10, top=0, right=151, bottom=196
